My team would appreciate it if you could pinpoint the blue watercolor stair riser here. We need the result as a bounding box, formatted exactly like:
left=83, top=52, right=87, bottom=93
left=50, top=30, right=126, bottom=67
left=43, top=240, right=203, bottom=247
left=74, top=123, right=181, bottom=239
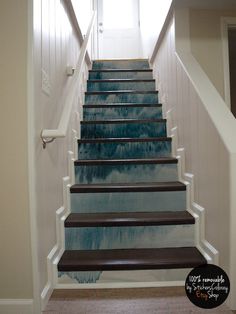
left=81, top=121, right=167, bottom=138
left=83, top=106, right=163, bottom=120
left=89, top=70, right=153, bottom=80
left=92, top=60, right=150, bottom=70
left=85, top=92, right=158, bottom=104
left=87, top=81, right=155, bottom=92
left=65, top=225, right=194, bottom=250
left=78, top=140, right=172, bottom=159
left=75, top=163, right=178, bottom=184
left=71, top=191, right=186, bottom=213
left=60, top=59, right=192, bottom=284
left=75, top=162, right=178, bottom=184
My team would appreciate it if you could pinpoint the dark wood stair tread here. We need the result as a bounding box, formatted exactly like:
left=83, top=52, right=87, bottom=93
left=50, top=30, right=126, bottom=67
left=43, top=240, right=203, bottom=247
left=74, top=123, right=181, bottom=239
left=85, top=91, right=158, bottom=95
left=84, top=103, right=162, bottom=108
left=74, top=157, right=178, bottom=166
left=81, top=119, right=166, bottom=124
left=65, top=211, right=194, bottom=227
left=70, top=182, right=186, bottom=193
left=88, top=79, right=155, bottom=83
left=78, top=137, right=171, bottom=144
left=89, top=69, right=152, bottom=73
left=58, top=247, right=207, bottom=271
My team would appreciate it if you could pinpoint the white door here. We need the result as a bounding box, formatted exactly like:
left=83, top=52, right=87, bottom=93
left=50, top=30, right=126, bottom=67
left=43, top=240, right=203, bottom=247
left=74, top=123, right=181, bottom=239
left=97, top=0, right=142, bottom=59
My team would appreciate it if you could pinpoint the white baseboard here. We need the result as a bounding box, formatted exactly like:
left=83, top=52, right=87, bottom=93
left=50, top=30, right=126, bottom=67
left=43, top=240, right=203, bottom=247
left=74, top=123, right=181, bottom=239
left=56, top=281, right=185, bottom=290
left=0, top=300, right=33, bottom=314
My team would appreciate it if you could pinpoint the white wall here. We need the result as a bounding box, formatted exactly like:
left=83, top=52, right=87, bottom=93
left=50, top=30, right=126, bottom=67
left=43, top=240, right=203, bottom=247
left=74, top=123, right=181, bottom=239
left=189, top=9, right=236, bottom=99
left=151, top=9, right=236, bottom=309
left=139, top=0, right=172, bottom=58
left=0, top=0, right=33, bottom=300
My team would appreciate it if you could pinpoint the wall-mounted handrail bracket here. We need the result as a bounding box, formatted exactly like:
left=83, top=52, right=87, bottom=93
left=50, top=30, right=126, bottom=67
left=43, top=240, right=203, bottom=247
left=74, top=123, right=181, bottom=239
left=41, top=131, right=55, bottom=149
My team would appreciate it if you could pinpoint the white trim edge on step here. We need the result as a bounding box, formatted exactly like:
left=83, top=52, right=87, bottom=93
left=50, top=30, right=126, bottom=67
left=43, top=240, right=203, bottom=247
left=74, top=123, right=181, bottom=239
left=0, top=299, right=34, bottom=314
left=169, top=124, right=219, bottom=265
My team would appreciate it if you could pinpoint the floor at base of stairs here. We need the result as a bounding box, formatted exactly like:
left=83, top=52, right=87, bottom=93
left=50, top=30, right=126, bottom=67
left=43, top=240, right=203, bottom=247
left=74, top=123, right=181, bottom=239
left=43, top=287, right=235, bottom=314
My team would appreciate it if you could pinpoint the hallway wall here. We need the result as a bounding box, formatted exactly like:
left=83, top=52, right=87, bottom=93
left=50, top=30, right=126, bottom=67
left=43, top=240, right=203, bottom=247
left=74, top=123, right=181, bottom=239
left=0, top=0, right=33, bottom=300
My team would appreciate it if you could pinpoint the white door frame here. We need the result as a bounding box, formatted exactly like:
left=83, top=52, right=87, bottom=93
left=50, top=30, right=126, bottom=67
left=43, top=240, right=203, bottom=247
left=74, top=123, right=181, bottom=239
left=221, top=17, right=236, bottom=109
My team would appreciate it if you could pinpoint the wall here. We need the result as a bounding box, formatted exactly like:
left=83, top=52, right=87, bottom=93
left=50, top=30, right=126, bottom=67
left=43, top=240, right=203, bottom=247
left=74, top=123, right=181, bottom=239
left=0, top=0, right=33, bottom=301
left=139, top=0, right=172, bottom=58
left=151, top=9, right=236, bottom=309
left=32, top=0, right=89, bottom=308
left=189, top=9, right=236, bottom=99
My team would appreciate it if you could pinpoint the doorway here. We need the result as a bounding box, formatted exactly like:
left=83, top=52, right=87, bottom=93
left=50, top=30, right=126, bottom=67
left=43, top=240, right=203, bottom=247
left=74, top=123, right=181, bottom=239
left=96, top=0, right=142, bottom=59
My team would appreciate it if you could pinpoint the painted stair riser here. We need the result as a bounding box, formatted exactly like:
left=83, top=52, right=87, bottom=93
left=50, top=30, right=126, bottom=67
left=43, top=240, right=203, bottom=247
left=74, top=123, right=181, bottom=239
left=65, top=225, right=194, bottom=250
left=87, top=81, right=155, bottom=92
left=81, top=122, right=167, bottom=139
left=85, top=93, right=158, bottom=104
left=78, top=141, right=172, bottom=159
left=89, top=71, right=153, bottom=80
left=92, top=60, right=149, bottom=70
left=58, top=268, right=192, bottom=284
left=70, top=191, right=186, bottom=213
left=83, top=106, right=163, bottom=120
left=75, top=163, right=178, bottom=184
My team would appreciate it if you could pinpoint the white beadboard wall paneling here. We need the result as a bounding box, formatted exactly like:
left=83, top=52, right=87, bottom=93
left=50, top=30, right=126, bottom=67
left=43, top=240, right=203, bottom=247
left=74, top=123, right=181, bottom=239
left=32, top=0, right=92, bottom=310
left=62, top=0, right=92, bottom=66
left=150, top=7, right=236, bottom=310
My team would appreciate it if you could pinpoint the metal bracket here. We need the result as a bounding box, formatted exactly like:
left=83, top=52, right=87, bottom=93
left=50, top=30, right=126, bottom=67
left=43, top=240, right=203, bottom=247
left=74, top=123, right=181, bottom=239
left=40, top=131, right=55, bottom=149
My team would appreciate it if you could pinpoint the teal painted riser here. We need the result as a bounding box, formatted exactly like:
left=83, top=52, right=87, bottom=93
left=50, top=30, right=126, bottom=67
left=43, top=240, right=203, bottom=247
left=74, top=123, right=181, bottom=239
left=92, top=60, right=149, bottom=70
left=87, top=81, right=155, bottom=92
left=75, top=163, right=178, bottom=184
left=78, top=141, right=171, bottom=159
left=85, top=92, right=158, bottom=104
left=81, top=122, right=166, bottom=139
left=89, top=71, right=153, bottom=80
left=65, top=225, right=194, bottom=250
left=71, top=191, right=186, bottom=213
left=83, top=106, right=163, bottom=120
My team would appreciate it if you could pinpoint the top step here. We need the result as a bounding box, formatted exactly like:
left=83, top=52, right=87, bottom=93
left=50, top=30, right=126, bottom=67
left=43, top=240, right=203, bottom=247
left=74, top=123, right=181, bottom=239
left=92, top=59, right=150, bottom=70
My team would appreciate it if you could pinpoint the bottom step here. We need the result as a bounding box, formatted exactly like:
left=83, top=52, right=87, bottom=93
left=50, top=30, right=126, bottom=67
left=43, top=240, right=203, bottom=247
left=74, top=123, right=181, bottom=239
left=58, top=247, right=206, bottom=272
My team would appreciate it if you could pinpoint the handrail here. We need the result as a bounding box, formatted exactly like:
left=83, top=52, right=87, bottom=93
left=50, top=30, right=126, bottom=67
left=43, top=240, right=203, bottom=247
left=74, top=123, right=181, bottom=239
left=62, top=0, right=91, bottom=66
left=41, top=11, right=96, bottom=148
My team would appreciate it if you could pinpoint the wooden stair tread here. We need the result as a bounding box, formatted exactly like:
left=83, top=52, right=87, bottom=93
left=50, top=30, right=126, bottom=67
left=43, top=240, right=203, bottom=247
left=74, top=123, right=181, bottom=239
left=86, top=90, right=158, bottom=95
left=84, top=104, right=162, bottom=108
left=89, top=69, right=152, bottom=73
left=78, top=137, right=171, bottom=144
left=58, top=247, right=207, bottom=271
left=88, top=79, right=155, bottom=83
left=81, top=119, right=166, bottom=124
left=74, top=157, right=178, bottom=166
left=65, top=211, right=194, bottom=227
left=70, top=181, right=186, bottom=193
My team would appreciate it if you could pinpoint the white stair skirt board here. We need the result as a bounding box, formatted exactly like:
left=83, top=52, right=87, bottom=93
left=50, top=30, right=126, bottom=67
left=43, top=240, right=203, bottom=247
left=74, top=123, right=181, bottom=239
left=0, top=299, right=34, bottom=314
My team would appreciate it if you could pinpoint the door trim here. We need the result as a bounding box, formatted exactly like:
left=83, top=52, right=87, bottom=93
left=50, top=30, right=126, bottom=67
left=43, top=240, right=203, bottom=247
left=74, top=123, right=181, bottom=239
left=221, top=17, right=236, bottom=109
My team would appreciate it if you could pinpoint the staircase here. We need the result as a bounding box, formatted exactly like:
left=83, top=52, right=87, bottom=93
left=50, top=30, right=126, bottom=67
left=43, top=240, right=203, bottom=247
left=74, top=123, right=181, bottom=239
left=58, top=59, right=206, bottom=284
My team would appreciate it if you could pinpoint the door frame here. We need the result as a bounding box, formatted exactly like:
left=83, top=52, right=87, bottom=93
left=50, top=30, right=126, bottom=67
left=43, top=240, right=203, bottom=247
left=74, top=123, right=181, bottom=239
left=221, top=17, right=236, bottom=109
left=93, top=0, right=141, bottom=59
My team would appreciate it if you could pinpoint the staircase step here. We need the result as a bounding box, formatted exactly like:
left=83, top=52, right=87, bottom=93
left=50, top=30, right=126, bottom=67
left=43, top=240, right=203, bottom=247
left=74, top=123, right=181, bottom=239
left=85, top=91, right=158, bottom=105
left=83, top=104, right=163, bottom=120
left=89, top=70, right=153, bottom=80
left=92, top=59, right=150, bottom=70
left=70, top=182, right=186, bottom=193
left=58, top=247, right=207, bottom=272
left=75, top=157, right=177, bottom=165
left=78, top=137, right=172, bottom=159
left=65, top=211, right=194, bottom=227
left=81, top=119, right=167, bottom=139
left=87, top=80, right=155, bottom=92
